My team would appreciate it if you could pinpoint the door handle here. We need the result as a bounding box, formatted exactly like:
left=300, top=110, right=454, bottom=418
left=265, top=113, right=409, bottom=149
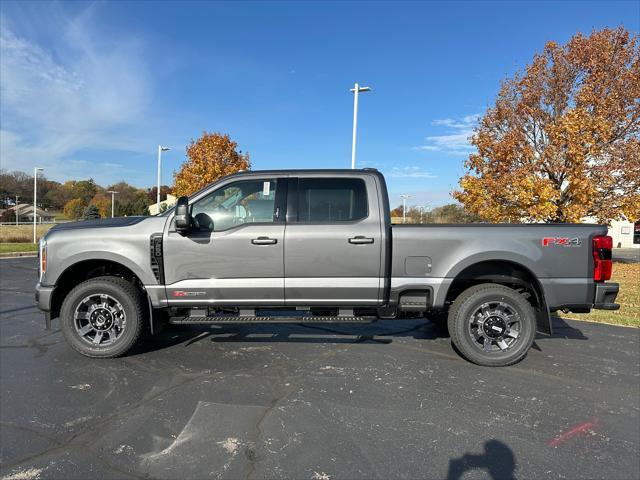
left=251, top=237, right=278, bottom=245
left=348, top=236, right=374, bottom=245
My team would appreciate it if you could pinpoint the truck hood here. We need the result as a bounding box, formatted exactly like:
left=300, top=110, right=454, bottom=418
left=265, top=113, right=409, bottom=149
left=49, top=216, right=150, bottom=231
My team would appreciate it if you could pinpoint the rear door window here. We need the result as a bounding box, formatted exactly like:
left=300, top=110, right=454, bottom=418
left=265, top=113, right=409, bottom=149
left=296, top=178, right=367, bottom=222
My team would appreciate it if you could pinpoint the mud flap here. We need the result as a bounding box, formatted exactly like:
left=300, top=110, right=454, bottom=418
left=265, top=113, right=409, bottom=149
left=535, top=305, right=553, bottom=335
left=146, top=293, right=155, bottom=335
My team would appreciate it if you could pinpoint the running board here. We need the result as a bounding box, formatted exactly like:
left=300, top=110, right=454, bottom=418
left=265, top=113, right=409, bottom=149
left=169, top=315, right=377, bottom=325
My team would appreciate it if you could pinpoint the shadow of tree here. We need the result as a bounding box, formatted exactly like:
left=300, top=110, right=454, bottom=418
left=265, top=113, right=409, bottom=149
left=447, top=439, right=516, bottom=480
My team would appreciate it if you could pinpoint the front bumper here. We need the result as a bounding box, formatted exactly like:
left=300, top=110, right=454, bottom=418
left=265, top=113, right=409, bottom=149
left=35, top=282, right=54, bottom=312
left=593, top=282, right=620, bottom=310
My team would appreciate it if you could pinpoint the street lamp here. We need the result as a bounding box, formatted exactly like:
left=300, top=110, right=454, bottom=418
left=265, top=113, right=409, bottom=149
left=15, top=195, right=19, bottom=226
left=350, top=82, right=371, bottom=169
left=107, top=191, right=119, bottom=218
left=400, top=194, right=412, bottom=224
left=157, top=145, right=170, bottom=207
left=417, top=205, right=426, bottom=224
left=33, top=167, right=44, bottom=243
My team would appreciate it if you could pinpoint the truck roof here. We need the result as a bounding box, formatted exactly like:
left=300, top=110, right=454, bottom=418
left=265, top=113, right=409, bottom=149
left=225, top=168, right=380, bottom=175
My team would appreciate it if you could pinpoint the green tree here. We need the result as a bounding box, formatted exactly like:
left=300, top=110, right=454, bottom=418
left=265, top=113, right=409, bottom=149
left=83, top=204, right=101, bottom=220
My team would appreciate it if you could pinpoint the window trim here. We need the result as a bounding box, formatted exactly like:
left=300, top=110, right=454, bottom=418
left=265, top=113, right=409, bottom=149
left=187, top=177, right=286, bottom=233
left=286, top=176, right=370, bottom=224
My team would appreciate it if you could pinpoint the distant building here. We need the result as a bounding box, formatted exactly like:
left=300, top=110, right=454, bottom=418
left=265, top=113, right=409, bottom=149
left=607, top=218, right=640, bottom=249
left=148, top=194, right=177, bottom=215
left=1, top=204, right=55, bottom=223
left=582, top=216, right=639, bottom=249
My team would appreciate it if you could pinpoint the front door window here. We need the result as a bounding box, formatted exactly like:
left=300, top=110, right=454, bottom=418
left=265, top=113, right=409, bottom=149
left=191, top=179, right=277, bottom=231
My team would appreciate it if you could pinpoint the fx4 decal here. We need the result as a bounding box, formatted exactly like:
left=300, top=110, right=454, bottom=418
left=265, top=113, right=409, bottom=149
left=542, top=237, right=581, bottom=247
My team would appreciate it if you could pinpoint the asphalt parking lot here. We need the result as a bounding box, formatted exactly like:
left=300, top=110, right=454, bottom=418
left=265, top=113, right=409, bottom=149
left=1, top=257, right=639, bottom=480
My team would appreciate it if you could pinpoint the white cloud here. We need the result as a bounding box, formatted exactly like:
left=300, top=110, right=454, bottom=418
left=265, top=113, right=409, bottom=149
left=414, top=114, right=479, bottom=155
left=388, top=166, right=437, bottom=178
left=0, top=9, right=152, bottom=182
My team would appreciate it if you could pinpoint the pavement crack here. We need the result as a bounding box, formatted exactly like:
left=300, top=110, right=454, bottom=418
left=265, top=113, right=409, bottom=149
left=245, top=383, right=297, bottom=480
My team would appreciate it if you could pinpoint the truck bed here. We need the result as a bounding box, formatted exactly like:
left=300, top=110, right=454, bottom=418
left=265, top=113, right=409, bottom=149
left=391, top=223, right=608, bottom=310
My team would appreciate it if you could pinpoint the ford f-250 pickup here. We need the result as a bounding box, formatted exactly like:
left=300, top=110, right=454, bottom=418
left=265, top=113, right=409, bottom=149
left=35, top=169, right=620, bottom=366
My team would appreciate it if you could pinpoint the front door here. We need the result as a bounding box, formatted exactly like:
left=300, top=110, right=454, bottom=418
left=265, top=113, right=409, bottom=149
left=284, top=176, right=383, bottom=306
left=163, top=177, right=286, bottom=306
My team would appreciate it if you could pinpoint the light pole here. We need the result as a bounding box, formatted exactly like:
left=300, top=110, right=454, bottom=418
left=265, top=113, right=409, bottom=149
left=15, top=195, right=19, bottom=226
left=107, top=191, right=118, bottom=218
left=400, top=194, right=412, bottom=224
left=157, top=146, right=170, bottom=207
left=33, top=167, right=44, bottom=243
left=350, top=82, right=371, bottom=169
left=417, top=205, right=426, bottom=224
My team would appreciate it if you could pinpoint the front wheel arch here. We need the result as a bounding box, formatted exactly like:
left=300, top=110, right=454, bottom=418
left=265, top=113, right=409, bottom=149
left=59, top=276, right=146, bottom=358
left=51, top=259, right=148, bottom=321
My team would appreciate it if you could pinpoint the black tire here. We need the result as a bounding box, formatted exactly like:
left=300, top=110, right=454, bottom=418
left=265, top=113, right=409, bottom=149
left=60, top=276, right=146, bottom=358
left=447, top=284, right=536, bottom=367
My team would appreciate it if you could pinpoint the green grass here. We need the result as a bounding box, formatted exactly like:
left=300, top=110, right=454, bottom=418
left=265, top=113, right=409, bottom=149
left=569, top=263, right=639, bottom=327
left=0, top=243, right=39, bottom=254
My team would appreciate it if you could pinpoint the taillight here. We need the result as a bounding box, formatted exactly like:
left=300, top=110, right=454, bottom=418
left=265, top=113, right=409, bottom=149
left=592, top=235, right=612, bottom=281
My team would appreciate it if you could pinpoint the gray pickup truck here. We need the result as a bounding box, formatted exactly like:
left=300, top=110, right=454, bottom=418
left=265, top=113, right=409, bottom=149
left=36, top=169, right=619, bottom=366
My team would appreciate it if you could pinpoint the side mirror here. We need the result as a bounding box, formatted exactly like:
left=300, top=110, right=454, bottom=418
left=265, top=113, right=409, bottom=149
left=174, top=196, right=192, bottom=233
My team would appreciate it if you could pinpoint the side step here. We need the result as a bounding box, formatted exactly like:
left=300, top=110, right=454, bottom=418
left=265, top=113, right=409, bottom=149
left=169, top=315, right=377, bottom=325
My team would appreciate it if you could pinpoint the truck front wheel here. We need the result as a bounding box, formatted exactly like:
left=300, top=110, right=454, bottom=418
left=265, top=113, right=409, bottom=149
left=448, top=284, right=536, bottom=367
left=60, top=276, right=145, bottom=358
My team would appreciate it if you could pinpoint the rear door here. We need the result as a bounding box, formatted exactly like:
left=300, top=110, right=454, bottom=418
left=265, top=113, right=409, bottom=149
left=283, top=175, right=383, bottom=305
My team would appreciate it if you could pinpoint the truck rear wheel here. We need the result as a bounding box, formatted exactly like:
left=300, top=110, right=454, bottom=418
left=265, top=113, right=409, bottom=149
left=60, top=276, right=145, bottom=358
left=448, top=284, right=535, bottom=367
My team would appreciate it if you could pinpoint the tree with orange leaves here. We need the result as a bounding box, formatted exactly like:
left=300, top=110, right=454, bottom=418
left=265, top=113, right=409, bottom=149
left=173, top=132, right=250, bottom=197
left=454, top=27, right=640, bottom=223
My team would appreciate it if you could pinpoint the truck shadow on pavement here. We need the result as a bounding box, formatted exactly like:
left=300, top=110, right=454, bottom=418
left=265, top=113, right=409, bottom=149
left=131, top=315, right=587, bottom=356
left=129, top=319, right=449, bottom=354
left=447, top=439, right=516, bottom=480
left=549, top=316, right=589, bottom=340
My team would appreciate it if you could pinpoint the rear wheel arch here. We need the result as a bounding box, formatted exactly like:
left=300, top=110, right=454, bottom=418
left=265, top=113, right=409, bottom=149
left=443, top=260, right=551, bottom=334
left=448, top=283, right=537, bottom=366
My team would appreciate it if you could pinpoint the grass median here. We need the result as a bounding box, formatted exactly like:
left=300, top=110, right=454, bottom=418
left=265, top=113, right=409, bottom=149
left=0, top=243, right=39, bottom=254
left=570, top=263, right=639, bottom=327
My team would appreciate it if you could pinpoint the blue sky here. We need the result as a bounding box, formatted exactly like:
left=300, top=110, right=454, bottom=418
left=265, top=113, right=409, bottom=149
left=1, top=1, right=638, bottom=208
